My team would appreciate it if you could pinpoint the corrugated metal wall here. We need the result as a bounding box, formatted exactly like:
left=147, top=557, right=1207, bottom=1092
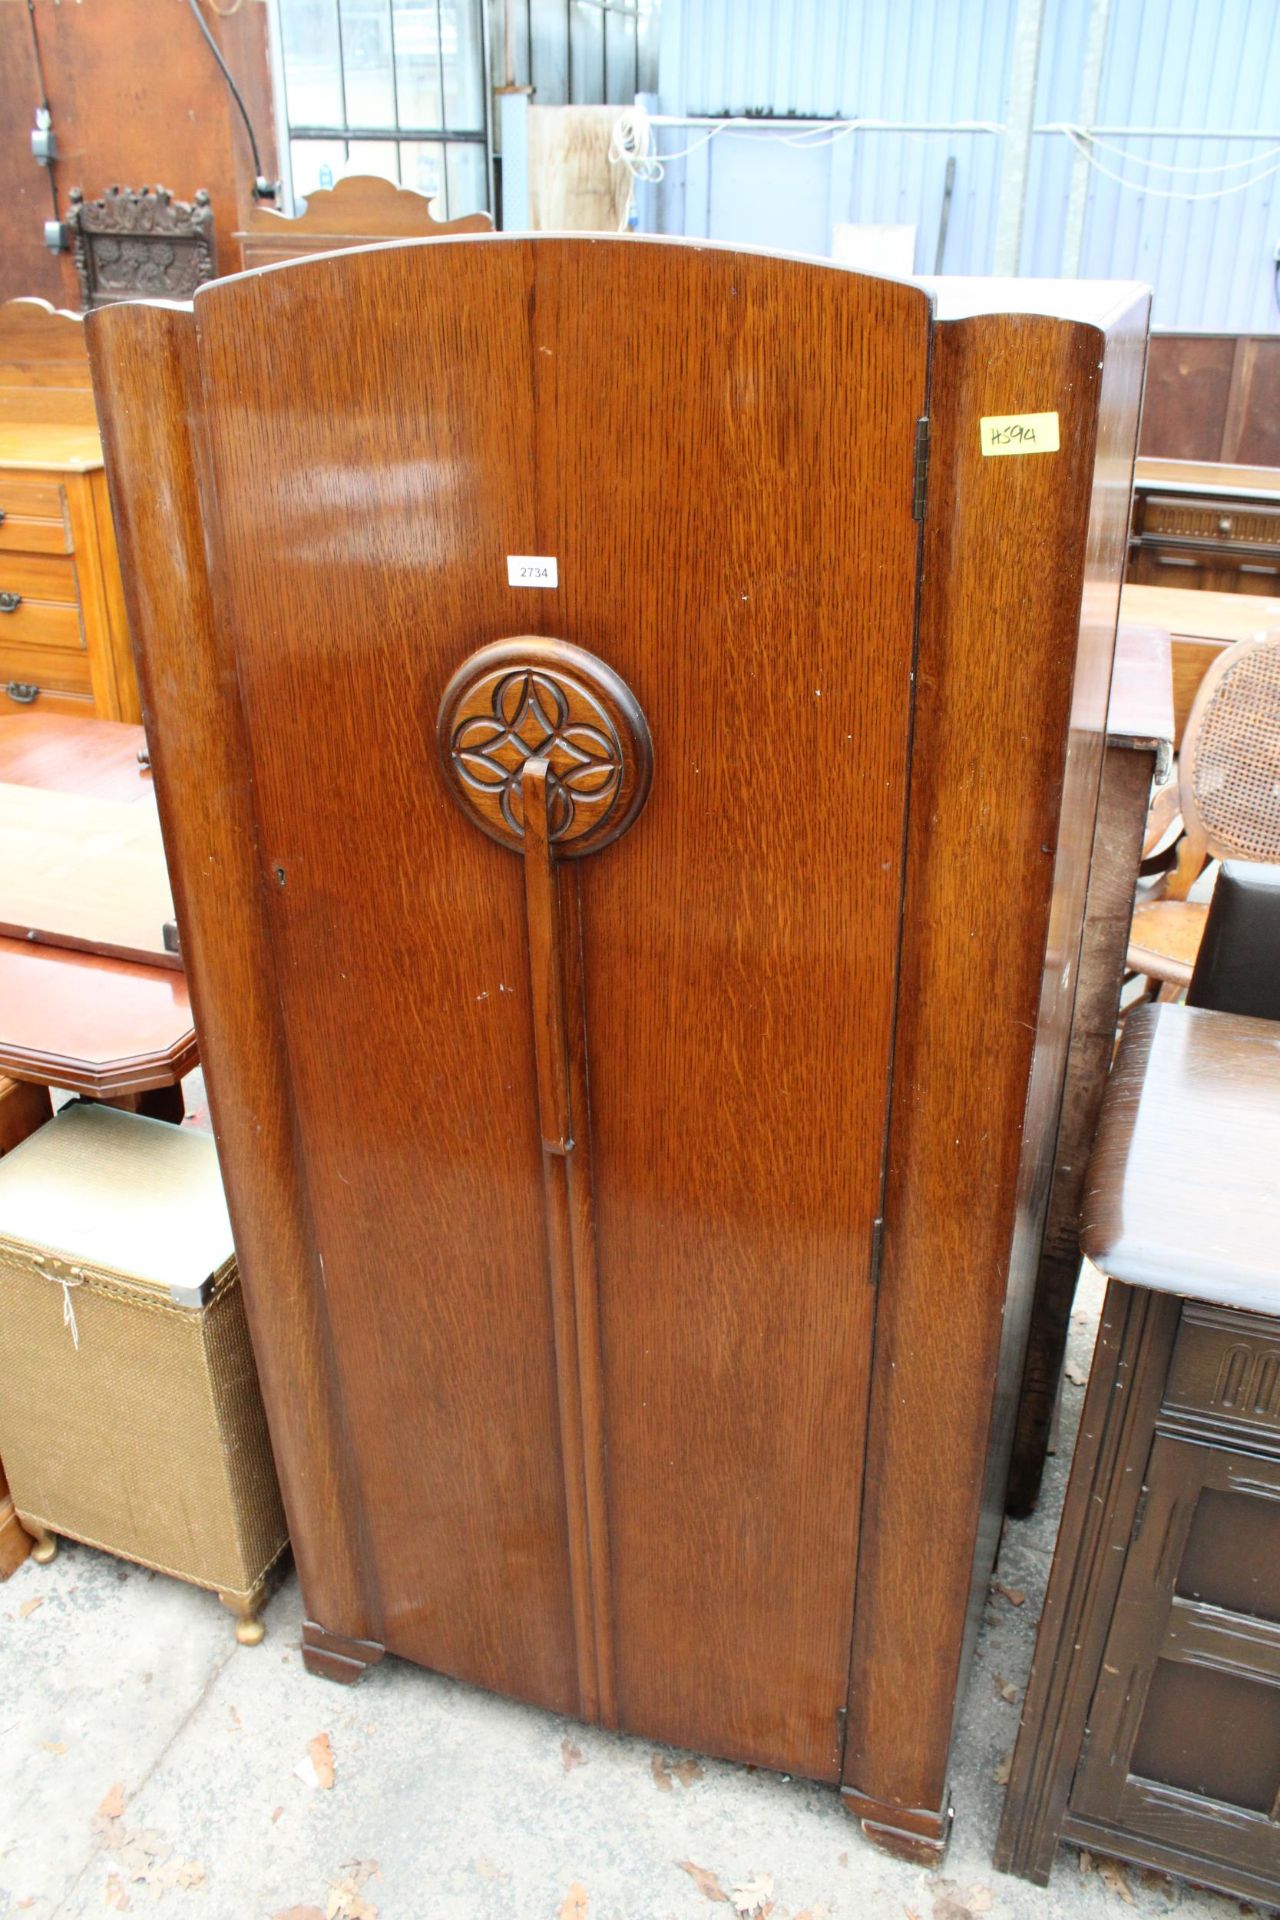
left=641, top=0, right=1016, bottom=268
left=638, top=0, right=1280, bottom=330
left=1039, top=0, right=1280, bottom=331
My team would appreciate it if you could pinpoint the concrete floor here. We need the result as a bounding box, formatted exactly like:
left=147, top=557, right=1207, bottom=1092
left=0, top=1266, right=1257, bottom=1920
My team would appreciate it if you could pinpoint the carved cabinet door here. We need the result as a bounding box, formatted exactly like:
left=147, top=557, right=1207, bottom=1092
left=107, top=238, right=931, bottom=1780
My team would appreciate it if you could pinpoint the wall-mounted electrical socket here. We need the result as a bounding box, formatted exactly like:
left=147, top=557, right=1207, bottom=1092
left=31, top=107, right=56, bottom=166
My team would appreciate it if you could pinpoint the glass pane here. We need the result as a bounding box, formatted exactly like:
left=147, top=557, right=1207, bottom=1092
left=339, top=0, right=397, bottom=129
left=399, top=140, right=445, bottom=207
left=441, top=0, right=484, bottom=131
left=393, top=0, right=444, bottom=130
left=279, top=0, right=344, bottom=127
left=445, top=142, right=487, bottom=218
left=291, top=138, right=349, bottom=199
left=345, top=138, right=401, bottom=183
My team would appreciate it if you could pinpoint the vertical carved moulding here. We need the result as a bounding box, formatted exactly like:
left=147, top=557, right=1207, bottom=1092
left=437, top=637, right=652, bottom=1726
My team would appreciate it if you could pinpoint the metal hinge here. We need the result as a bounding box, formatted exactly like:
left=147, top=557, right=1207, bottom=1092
left=912, top=416, right=930, bottom=522
left=868, top=1215, right=885, bottom=1289
left=1130, top=1485, right=1150, bottom=1544
left=834, top=1704, right=848, bottom=1766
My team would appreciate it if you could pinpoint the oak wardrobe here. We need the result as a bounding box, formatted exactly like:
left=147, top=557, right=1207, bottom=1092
left=89, top=240, right=1147, bottom=1861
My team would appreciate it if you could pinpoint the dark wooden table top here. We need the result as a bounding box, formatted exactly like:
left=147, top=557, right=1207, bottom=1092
left=1108, top=622, right=1174, bottom=758
left=1082, top=1002, right=1280, bottom=1311
left=0, top=715, right=196, bottom=1095
left=0, top=714, right=152, bottom=802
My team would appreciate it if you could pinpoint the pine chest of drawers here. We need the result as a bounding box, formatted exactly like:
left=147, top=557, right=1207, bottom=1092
left=0, top=299, right=139, bottom=724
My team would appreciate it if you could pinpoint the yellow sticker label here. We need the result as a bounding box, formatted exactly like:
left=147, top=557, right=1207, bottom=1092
left=979, top=411, right=1061, bottom=457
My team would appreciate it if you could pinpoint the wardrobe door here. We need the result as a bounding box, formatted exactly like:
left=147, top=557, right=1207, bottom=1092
left=137, top=237, right=929, bottom=1757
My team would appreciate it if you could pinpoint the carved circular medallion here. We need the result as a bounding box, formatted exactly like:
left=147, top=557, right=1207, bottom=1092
left=436, top=637, right=652, bottom=857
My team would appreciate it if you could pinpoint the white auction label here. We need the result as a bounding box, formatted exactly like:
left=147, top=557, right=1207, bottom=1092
left=506, top=555, right=559, bottom=588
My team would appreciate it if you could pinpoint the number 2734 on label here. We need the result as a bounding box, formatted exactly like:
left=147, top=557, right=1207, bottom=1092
left=506, top=555, right=559, bottom=588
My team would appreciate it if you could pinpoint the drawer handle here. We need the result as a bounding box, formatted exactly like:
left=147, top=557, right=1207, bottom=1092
left=0, top=508, right=6, bottom=525
left=4, top=681, right=38, bottom=705
left=0, top=591, right=21, bottom=613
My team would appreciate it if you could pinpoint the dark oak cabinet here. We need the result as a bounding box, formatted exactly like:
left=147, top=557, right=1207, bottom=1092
left=1000, top=1007, right=1280, bottom=1904
left=1001, top=1287, right=1280, bottom=1903
left=88, top=241, right=1147, bottom=1859
left=1128, top=485, right=1280, bottom=595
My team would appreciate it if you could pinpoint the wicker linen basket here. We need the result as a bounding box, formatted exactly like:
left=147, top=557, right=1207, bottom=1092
left=0, top=1101, right=287, bottom=1641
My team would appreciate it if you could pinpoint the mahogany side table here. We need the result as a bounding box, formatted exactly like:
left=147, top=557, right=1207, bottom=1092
left=0, top=716, right=197, bottom=1116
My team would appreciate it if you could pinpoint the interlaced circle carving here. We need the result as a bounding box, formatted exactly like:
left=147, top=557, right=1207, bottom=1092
left=436, top=637, right=653, bottom=858
left=452, top=667, right=623, bottom=844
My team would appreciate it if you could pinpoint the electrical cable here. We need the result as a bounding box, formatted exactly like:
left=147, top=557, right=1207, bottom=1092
left=610, top=108, right=1006, bottom=186
left=24, top=0, right=49, bottom=110
left=613, top=107, right=1280, bottom=215
left=183, top=0, right=269, bottom=190
left=24, top=0, right=60, bottom=223
left=1061, top=124, right=1280, bottom=175
left=1062, top=128, right=1280, bottom=200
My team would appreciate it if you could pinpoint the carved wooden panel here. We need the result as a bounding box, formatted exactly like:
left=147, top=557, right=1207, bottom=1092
left=67, top=185, right=215, bottom=311
left=438, top=638, right=651, bottom=855
left=236, top=174, right=492, bottom=270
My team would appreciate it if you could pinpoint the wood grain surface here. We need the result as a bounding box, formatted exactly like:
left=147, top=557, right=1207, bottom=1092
left=1122, top=583, right=1280, bottom=640
left=1139, top=336, right=1238, bottom=464
left=187, top=235, right=928, bottom=1756
left=236, top=173, right=491, bottom=271
left=0, top=715, right=150, bottom=803
left=550, top=243, right=928, bottom=1776
left=0, top=937, right=196, bottom=1095
left=88, top=300, right=382, bottom=1663
left=89, top=238, right=1144, bottom=1830
left=1134, top=459, right=1280, bottom=497
left=5, top=0, right=276, bottom=306
left=843, top=290, right=1149, bottom=1845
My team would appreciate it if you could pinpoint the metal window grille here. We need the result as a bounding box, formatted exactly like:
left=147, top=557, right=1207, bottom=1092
left=269, top=0, right=492, bottom=217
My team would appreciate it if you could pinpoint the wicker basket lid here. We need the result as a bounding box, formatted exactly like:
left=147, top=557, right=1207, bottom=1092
left=0, top=1101, right=234, bottom=1305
